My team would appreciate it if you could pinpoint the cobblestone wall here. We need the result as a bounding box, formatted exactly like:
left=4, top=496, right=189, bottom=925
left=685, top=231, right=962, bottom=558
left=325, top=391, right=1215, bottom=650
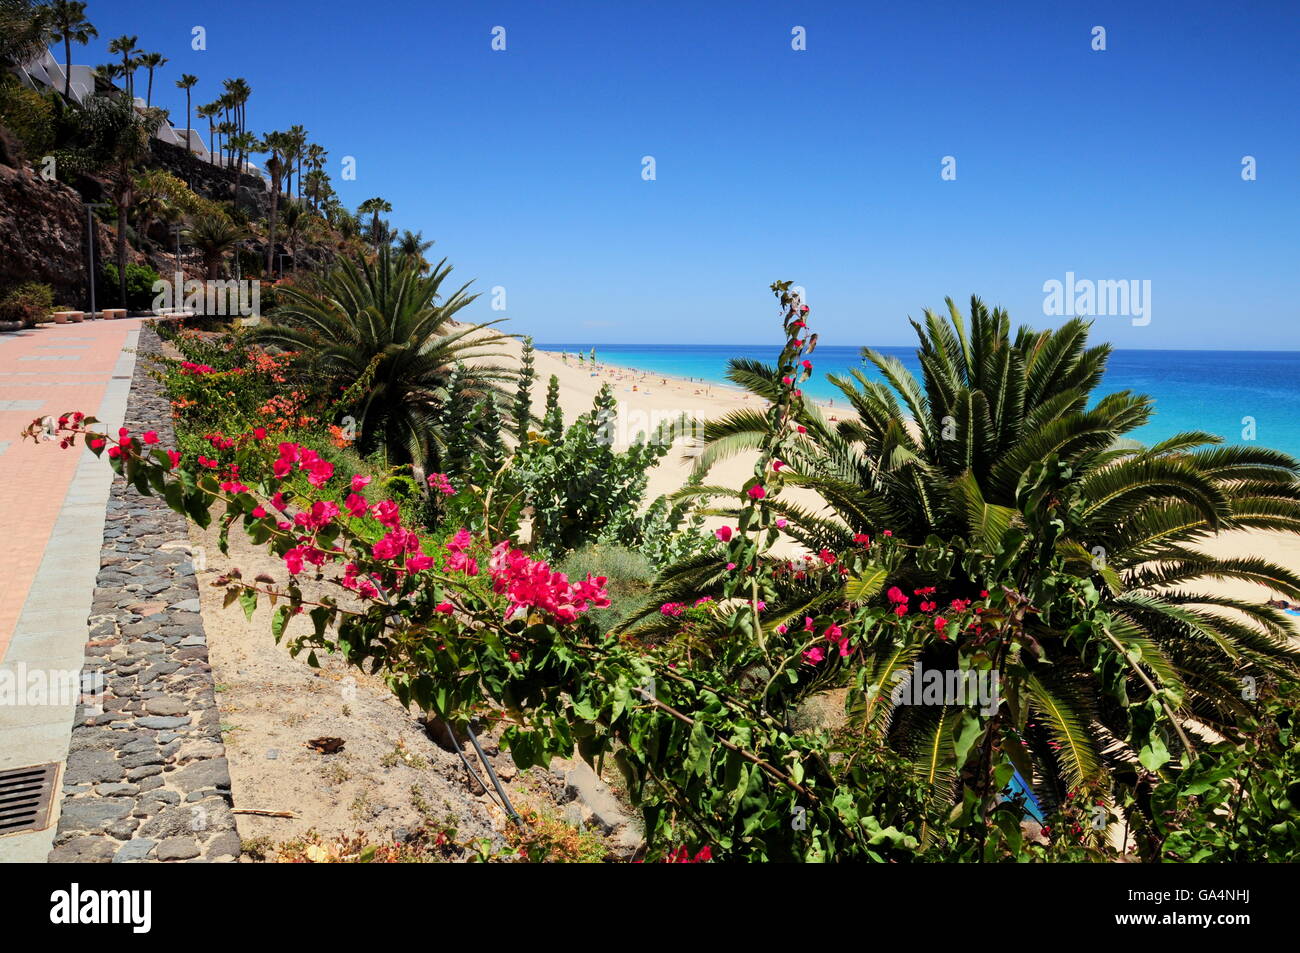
left=49, top=325, right=240, bottom=863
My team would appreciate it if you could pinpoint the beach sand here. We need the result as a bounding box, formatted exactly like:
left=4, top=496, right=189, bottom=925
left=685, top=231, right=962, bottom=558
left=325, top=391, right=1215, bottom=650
left=470, top=325, right=1300, bottom=622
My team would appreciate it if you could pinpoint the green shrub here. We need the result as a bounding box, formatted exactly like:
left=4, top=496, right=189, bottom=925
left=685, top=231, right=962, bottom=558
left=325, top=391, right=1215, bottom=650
left=0, top=281, right=54, bottom=327
left=0, top=81, right=54, bottom=158
left=560, top=544, right=654, bottom=631
left=98, top=261, right=162, bottom=311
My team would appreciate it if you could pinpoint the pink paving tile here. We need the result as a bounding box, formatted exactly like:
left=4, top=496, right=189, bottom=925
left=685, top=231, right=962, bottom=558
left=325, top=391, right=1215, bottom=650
left=0, top=319, right=141, bottom=662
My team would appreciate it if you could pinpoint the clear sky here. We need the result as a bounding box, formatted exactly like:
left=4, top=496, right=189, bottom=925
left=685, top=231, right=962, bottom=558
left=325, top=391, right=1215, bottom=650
left=79, top=0, right=1298, bottom=347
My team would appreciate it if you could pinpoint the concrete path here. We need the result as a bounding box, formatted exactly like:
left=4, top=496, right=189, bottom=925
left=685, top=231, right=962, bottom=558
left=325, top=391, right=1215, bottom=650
left=0, top=319, right=141, bottom=861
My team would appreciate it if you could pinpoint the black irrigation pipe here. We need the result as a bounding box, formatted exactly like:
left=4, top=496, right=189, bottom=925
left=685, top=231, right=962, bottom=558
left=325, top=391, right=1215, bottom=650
left=445, top=721, right=522, bottom=828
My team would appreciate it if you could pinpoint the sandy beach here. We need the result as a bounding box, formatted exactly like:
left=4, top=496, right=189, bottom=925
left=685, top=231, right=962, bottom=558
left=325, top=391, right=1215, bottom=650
left=470, top=326, right=1300, bottom=625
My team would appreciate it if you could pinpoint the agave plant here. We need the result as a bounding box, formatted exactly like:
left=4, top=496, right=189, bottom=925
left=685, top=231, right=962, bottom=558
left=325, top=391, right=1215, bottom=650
left=624, top=297, right=1300, bottom=838
left=250, top=247, right=515, bottom=471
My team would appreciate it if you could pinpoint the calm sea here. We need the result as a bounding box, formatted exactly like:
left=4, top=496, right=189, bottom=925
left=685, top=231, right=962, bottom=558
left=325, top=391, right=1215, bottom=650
left=538, top=344, right=1300, bottom=458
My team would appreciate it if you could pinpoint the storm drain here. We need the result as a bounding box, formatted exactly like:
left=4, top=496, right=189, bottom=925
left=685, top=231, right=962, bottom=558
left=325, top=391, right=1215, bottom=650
left=0, top=763, right=59, bottom=836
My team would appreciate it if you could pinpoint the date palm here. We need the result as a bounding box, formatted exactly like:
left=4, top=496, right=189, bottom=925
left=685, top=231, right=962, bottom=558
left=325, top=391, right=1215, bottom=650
left=47, top=0, right=96, bottom=99
left=261, top=130, right=292, bottom=274
left=629, top=296, right=1300, bottom=829
left=250, top=246, right=514, bottom=469
left=138, top=51, right=166, bottom=106
left=175, top=74, right=198, bottom=153
left=182, top=211, right=247, bottom=279
left=106, top=34, right=138, bottom=98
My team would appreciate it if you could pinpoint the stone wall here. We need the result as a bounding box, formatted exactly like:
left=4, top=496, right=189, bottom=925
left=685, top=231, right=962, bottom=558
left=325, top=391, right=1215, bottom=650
left=48, top=324, right=241, bottom=863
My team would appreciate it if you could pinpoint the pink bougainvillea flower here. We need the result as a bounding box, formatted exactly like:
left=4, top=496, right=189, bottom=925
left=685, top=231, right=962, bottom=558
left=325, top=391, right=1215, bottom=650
left=853, top=533, right=870, bottom=546
left=894, top=603, right=908, bottom=617
left=434, top=602, right=454, bottom=614
left=747, top=485, right=766, bottom=500
left=887, top=586, right=906, bottom=603
left=776, top=518, right=788, bottom=529
left=934, top=616, right=948, bottom=631
left=351, top=474, right=372, bottom=492
left=818, top=548, right=836, bottom=565
left=370, top=500, right=401, bottom=528
left=660, top=602, right=685, bottom=617
left=427, top=472, right=455, bottom=496
left=726, top=562, right=737, bottom=571
left=252, top=426, right=268, bottom=440
left=509, top=651, right=521, bottom=662
left=283, top=547, right=306, bottom=575
left=714, top=526, right=732, bottom=542
left=107, top=446, right=121, bottom=459
left=776, top=623, right=788, bottom=634
left=166, top=449, right=181, bottom=469
left=796, top=425, right=807, bottom=434
left=446, top=528, right=473, bottom=552
left=406, top=553, right=434, bottom=572
left=803, top=647, right=825, bottom=665
left=88, top=437, right=105, bottom=450
left=344, top=493, right=368, bottom=518
left=772, top=459, right=785, bottom=471
left=252, top=505, right=268, bottom=518
left=142, top=430, right=159, bottom=445
left=883, top=530, right=893, bottom=537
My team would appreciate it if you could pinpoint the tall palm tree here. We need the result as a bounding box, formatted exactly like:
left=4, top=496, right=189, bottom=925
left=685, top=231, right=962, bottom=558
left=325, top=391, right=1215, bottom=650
left=183, top=212, right=247, bottom=279
left=250, top=247, right=513, bottom=468
left=47, top=0, right=96, bottom=99
left=356, top=196, right=392, bottom=255
left=627, top=297, right=1300, bottom=833
left=214, top=119, right=236, bottom=168
left=77, top=94, right=164, bottom=308
left=260, top=130, right=292, bottom=275
left=285, top=124, right=307, bottom=200
left=106, top=34, right=138, bottom=98
left=138, top=50, right=166, bottom=106
left=277, top=202, right=308, bottom=274
left=227, top=131, right=258, bottom=213
left=175, top=73, right=198, bottom=153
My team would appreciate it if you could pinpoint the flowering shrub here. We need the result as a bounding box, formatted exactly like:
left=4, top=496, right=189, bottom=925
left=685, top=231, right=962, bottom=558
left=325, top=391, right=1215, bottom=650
left=32, top=284, right=1294, bottom=863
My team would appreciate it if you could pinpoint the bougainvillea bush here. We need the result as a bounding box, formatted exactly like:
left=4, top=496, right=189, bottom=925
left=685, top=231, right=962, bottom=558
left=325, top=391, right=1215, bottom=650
left=29, top=285, right=1300, bottom=862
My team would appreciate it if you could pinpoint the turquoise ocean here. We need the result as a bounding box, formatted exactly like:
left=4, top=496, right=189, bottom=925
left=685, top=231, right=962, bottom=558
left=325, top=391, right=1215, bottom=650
left=538, top=344, right=1300, bottom=458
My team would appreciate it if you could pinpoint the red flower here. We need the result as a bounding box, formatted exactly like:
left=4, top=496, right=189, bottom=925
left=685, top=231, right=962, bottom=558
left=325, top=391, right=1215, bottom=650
left=747, top=485, right=766, bottom=500
left=142, top=430, right=159, bottom=445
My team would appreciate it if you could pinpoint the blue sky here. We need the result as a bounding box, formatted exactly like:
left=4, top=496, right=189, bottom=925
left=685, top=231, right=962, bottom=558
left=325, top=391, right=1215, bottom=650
left=80, top=0, right=1299, bottom=347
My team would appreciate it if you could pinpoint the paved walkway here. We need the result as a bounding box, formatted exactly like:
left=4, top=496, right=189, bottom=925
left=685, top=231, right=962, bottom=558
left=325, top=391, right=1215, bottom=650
left=0, top=318, right=141, bottom=861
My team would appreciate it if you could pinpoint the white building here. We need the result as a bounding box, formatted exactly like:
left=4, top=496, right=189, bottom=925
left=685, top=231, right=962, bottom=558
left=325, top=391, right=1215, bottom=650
left=10, top=48, right=268, bottom=183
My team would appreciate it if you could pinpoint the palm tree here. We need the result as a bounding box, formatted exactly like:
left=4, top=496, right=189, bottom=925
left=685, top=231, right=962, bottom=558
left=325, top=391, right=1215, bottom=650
left=176, top=74, right=198, bottom=153
left=0, top=0, right=51, bottom=72
left=396, top=229, right=434, bottom=272
left=47, top=0, right=96, bottom=99
left=250, top=247, right=513, bottom=468
left=131, top=167, right=180, bottom=240
left=222, top=76, right=250, bottom=137
left=138, top=51, right=166, bottom=106
left=195, top=103, right=218, bottom=164
left=628, top=296, right=1300, bottom=837
left=106, top=34, right=138, bottom=98
left=356, top=197, right=392, bottom=255
left=277, top=202, right=308, bottom=274
left=214, top=119, right=236, bottom=168
left=285, top=124, right=307, bottom=200
left=183, top=212, right=247, bottom=279
left=227, top=130, right=258, bottom=211
left=260, top=130, right=292, bottom=275
left=77, top=94, right=164, bottom=308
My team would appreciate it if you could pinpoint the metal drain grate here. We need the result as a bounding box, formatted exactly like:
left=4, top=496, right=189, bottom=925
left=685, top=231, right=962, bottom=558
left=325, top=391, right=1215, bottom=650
left=0, top=763, right=59, bottom=836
